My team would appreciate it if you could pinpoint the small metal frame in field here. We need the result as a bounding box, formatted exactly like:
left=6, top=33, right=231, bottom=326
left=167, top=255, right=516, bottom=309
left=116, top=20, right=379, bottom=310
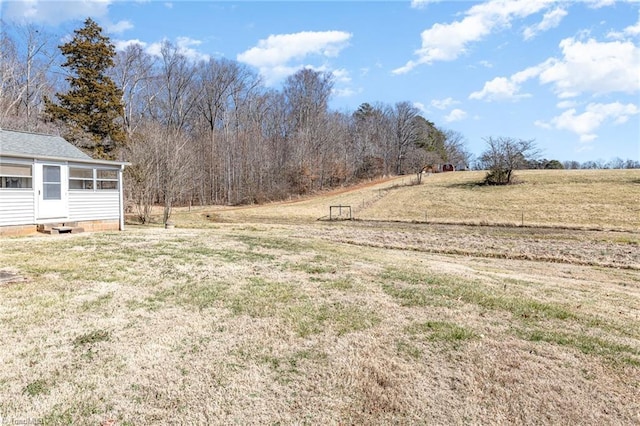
left=329, top=205, right=352, bottom=221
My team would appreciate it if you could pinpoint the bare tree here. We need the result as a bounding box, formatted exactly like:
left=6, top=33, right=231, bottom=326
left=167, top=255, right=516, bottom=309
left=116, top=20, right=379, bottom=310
left=123, top=129, right=158, bottom=224
left=392, top=101, right=420, bottom=175
left=442, top=129, right=472, bottom=169
left=145, top=41, right=202, bottom=132
left=480, top=136, right=539, bottom=185
left=0, top=23, right=57, bottom=130
left=111, top=43, right=155, bottom=137
left=127, top=122, right=196, bottom=223
left=352, top=102, right=390, bottom=178
left=283, top=68, right=334, bottom=193
left=0, top=28, right=21, bottom=125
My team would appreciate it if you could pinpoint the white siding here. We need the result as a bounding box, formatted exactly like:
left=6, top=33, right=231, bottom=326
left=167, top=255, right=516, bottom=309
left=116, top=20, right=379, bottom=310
left=0, top=190, right=35, bottom=226
left=68, top=191, right=120, bottom=221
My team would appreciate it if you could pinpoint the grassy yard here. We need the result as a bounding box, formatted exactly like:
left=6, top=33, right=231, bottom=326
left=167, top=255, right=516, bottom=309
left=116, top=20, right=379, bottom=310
left=1, top=169, right=639, bottom=424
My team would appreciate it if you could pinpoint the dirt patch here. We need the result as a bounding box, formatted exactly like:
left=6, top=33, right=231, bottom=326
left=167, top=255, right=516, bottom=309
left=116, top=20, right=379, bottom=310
left=0, top=270, right=26, bottom=285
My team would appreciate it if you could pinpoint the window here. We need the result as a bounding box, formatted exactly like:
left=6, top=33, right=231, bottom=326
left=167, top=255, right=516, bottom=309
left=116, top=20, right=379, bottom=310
left=96, top=169, right=118, bottom=190
left=43, top=165, right=61, bottom=200
left=0, top=163, right=33, bottom=189
left=69, top=167, right=94, bottom=190
left=68, top=167, right=118, bottom=190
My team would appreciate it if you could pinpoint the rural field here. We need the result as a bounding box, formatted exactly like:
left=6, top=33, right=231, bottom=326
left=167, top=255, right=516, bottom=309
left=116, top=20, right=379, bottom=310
left=1, top=169, right=639, bottom=425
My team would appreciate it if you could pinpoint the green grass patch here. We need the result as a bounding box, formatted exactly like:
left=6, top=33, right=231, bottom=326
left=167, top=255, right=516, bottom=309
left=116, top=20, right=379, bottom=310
left=213, top=249, right=275, bottom=263
left=406, top=321, right=476, bottom=342
left=518, top=329, right=640, bottom=366
left=290, top=261, right=337, bottom=275
left=183, top=282, right=230, bottom=310
left=73, top=329, right=111, bottom=347
left=79, top=293, right=114, bottom=312
left=382, top=283, right=446, bottom=308
left=380, top=267, right=576, bottom=321
left=234, top=234, right=307, bottom=252
left=396, top=340, right=423, bottom=359
left=142, top=280, right=230, bottom=311
left=23, top=379, right=49, bottom=397
left=286, top=302, right=380, bottom=338
left=322, top=278, right=354, bottom=291
left=228, top=278, right=301, bottom=318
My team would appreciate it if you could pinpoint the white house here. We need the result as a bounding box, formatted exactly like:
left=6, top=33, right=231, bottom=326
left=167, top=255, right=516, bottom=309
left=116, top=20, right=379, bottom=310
left=0, top=129, right=128, bottom=236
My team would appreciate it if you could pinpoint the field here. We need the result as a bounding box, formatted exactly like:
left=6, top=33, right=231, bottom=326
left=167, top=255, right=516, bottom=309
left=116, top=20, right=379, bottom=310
left=1, top=169, right=639, bottom=424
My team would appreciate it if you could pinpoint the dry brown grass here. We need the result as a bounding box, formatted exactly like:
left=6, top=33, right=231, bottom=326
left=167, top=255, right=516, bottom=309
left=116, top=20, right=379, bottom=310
left=1, top=169, right=640, bottom=424
left=167, top=169, right=639, bottom=230
left=359, top=169, right=640, bottom=230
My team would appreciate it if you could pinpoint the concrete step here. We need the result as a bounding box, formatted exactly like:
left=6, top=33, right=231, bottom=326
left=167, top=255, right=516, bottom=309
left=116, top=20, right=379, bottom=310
left=37, top=223, right=84, bottom=234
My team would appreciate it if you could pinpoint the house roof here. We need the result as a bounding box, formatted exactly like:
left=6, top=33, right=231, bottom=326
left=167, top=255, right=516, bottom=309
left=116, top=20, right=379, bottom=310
left=0, top=129, right=92, bottom=161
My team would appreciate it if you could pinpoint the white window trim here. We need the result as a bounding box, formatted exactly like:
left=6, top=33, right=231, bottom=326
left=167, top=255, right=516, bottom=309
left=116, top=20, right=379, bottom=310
left=68, top=166, right=120, bottom=191
left=0, top=162, right=33, bottom=190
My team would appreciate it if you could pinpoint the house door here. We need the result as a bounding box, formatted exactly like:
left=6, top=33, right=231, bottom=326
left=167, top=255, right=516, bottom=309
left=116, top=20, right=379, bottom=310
left=37, top=163, right=68, bottom=220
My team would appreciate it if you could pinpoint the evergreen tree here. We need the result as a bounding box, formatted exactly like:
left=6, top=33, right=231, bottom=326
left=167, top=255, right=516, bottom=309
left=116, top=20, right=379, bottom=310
left=45, top=18, right=124, bottom=158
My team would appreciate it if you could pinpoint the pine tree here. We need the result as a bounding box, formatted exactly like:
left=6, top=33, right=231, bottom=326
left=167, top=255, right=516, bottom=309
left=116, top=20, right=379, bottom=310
left=45, top=18, right=124, bottom=158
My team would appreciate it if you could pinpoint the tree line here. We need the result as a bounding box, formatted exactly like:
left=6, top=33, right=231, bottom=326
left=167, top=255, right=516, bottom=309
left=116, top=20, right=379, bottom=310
left=1, top=19, right=637, bottom=221
left=1, top=19, right=473, bottom=222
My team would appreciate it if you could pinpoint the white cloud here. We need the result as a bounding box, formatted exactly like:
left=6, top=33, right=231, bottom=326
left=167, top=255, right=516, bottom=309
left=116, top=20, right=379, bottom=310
left=333, top=87, right=361, bottom=98
left=237, top=31, right=351, bottom=85
left=2, top=0, right=113, bottom=25
left=470, top=61, right=549, bottom=100
left=575, top=144, right=594, bottom=153
left=607, top=12, right=640, bottom=39
left=470, top=77, right=518, bottom=101
left=523, top=7, right=567, bottom=40
left=556, top=100, right=578, bottom=109
left=413, top=102, right=431, bottom=115
left=538, top=102, right=639, bottom=142
left=114, top=39, right=147, bottom=51
left=468, top=64, right=542, bottom=101
left=624, top=14, right=640, bottom=36
left=444, top=108, right=468, bottom=122
left=143, top=37, right=209, bottom=62
left=1, top=0, right=136, bottom=36
left=175, top=36, right=210, bottom=62
left=471, top=36, right=640, bottom=101
left=106, top=20, right=133, bottom=34
left=145, top=41, right=163, bottom=57
left=332, top=68, right=351, bottom=83
left=393, top=0, right=557, bottom=74
left=411, top=0, right=441, bottom=9
left=431, top=97, right=459, bottom=110
left=539, top=37, right=640, bottom=98
left=533, top=119, right=552, bottom=130
left=584, top=0, right=616, bottom=8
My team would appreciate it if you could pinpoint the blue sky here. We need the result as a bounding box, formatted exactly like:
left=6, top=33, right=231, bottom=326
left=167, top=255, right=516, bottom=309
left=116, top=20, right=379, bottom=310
left=2, top=0, right=639, bottom=162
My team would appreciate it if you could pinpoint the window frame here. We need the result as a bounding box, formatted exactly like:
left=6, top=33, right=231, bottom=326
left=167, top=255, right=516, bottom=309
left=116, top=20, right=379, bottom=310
left=69, top=166, right=95, bottom=190
left=68, top=166, right=119, bottom=191
left=0, top=162, right=33, bottom=190
left=96, top=168, right=119, bottom=191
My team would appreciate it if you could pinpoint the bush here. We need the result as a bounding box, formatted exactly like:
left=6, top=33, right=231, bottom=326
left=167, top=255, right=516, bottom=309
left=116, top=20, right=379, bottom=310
left=480, top=136, right=539, bottom=185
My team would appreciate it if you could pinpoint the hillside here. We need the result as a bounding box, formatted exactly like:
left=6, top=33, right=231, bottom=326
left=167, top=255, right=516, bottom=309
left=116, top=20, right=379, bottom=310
left=168, top=169, right=640, bottom=230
